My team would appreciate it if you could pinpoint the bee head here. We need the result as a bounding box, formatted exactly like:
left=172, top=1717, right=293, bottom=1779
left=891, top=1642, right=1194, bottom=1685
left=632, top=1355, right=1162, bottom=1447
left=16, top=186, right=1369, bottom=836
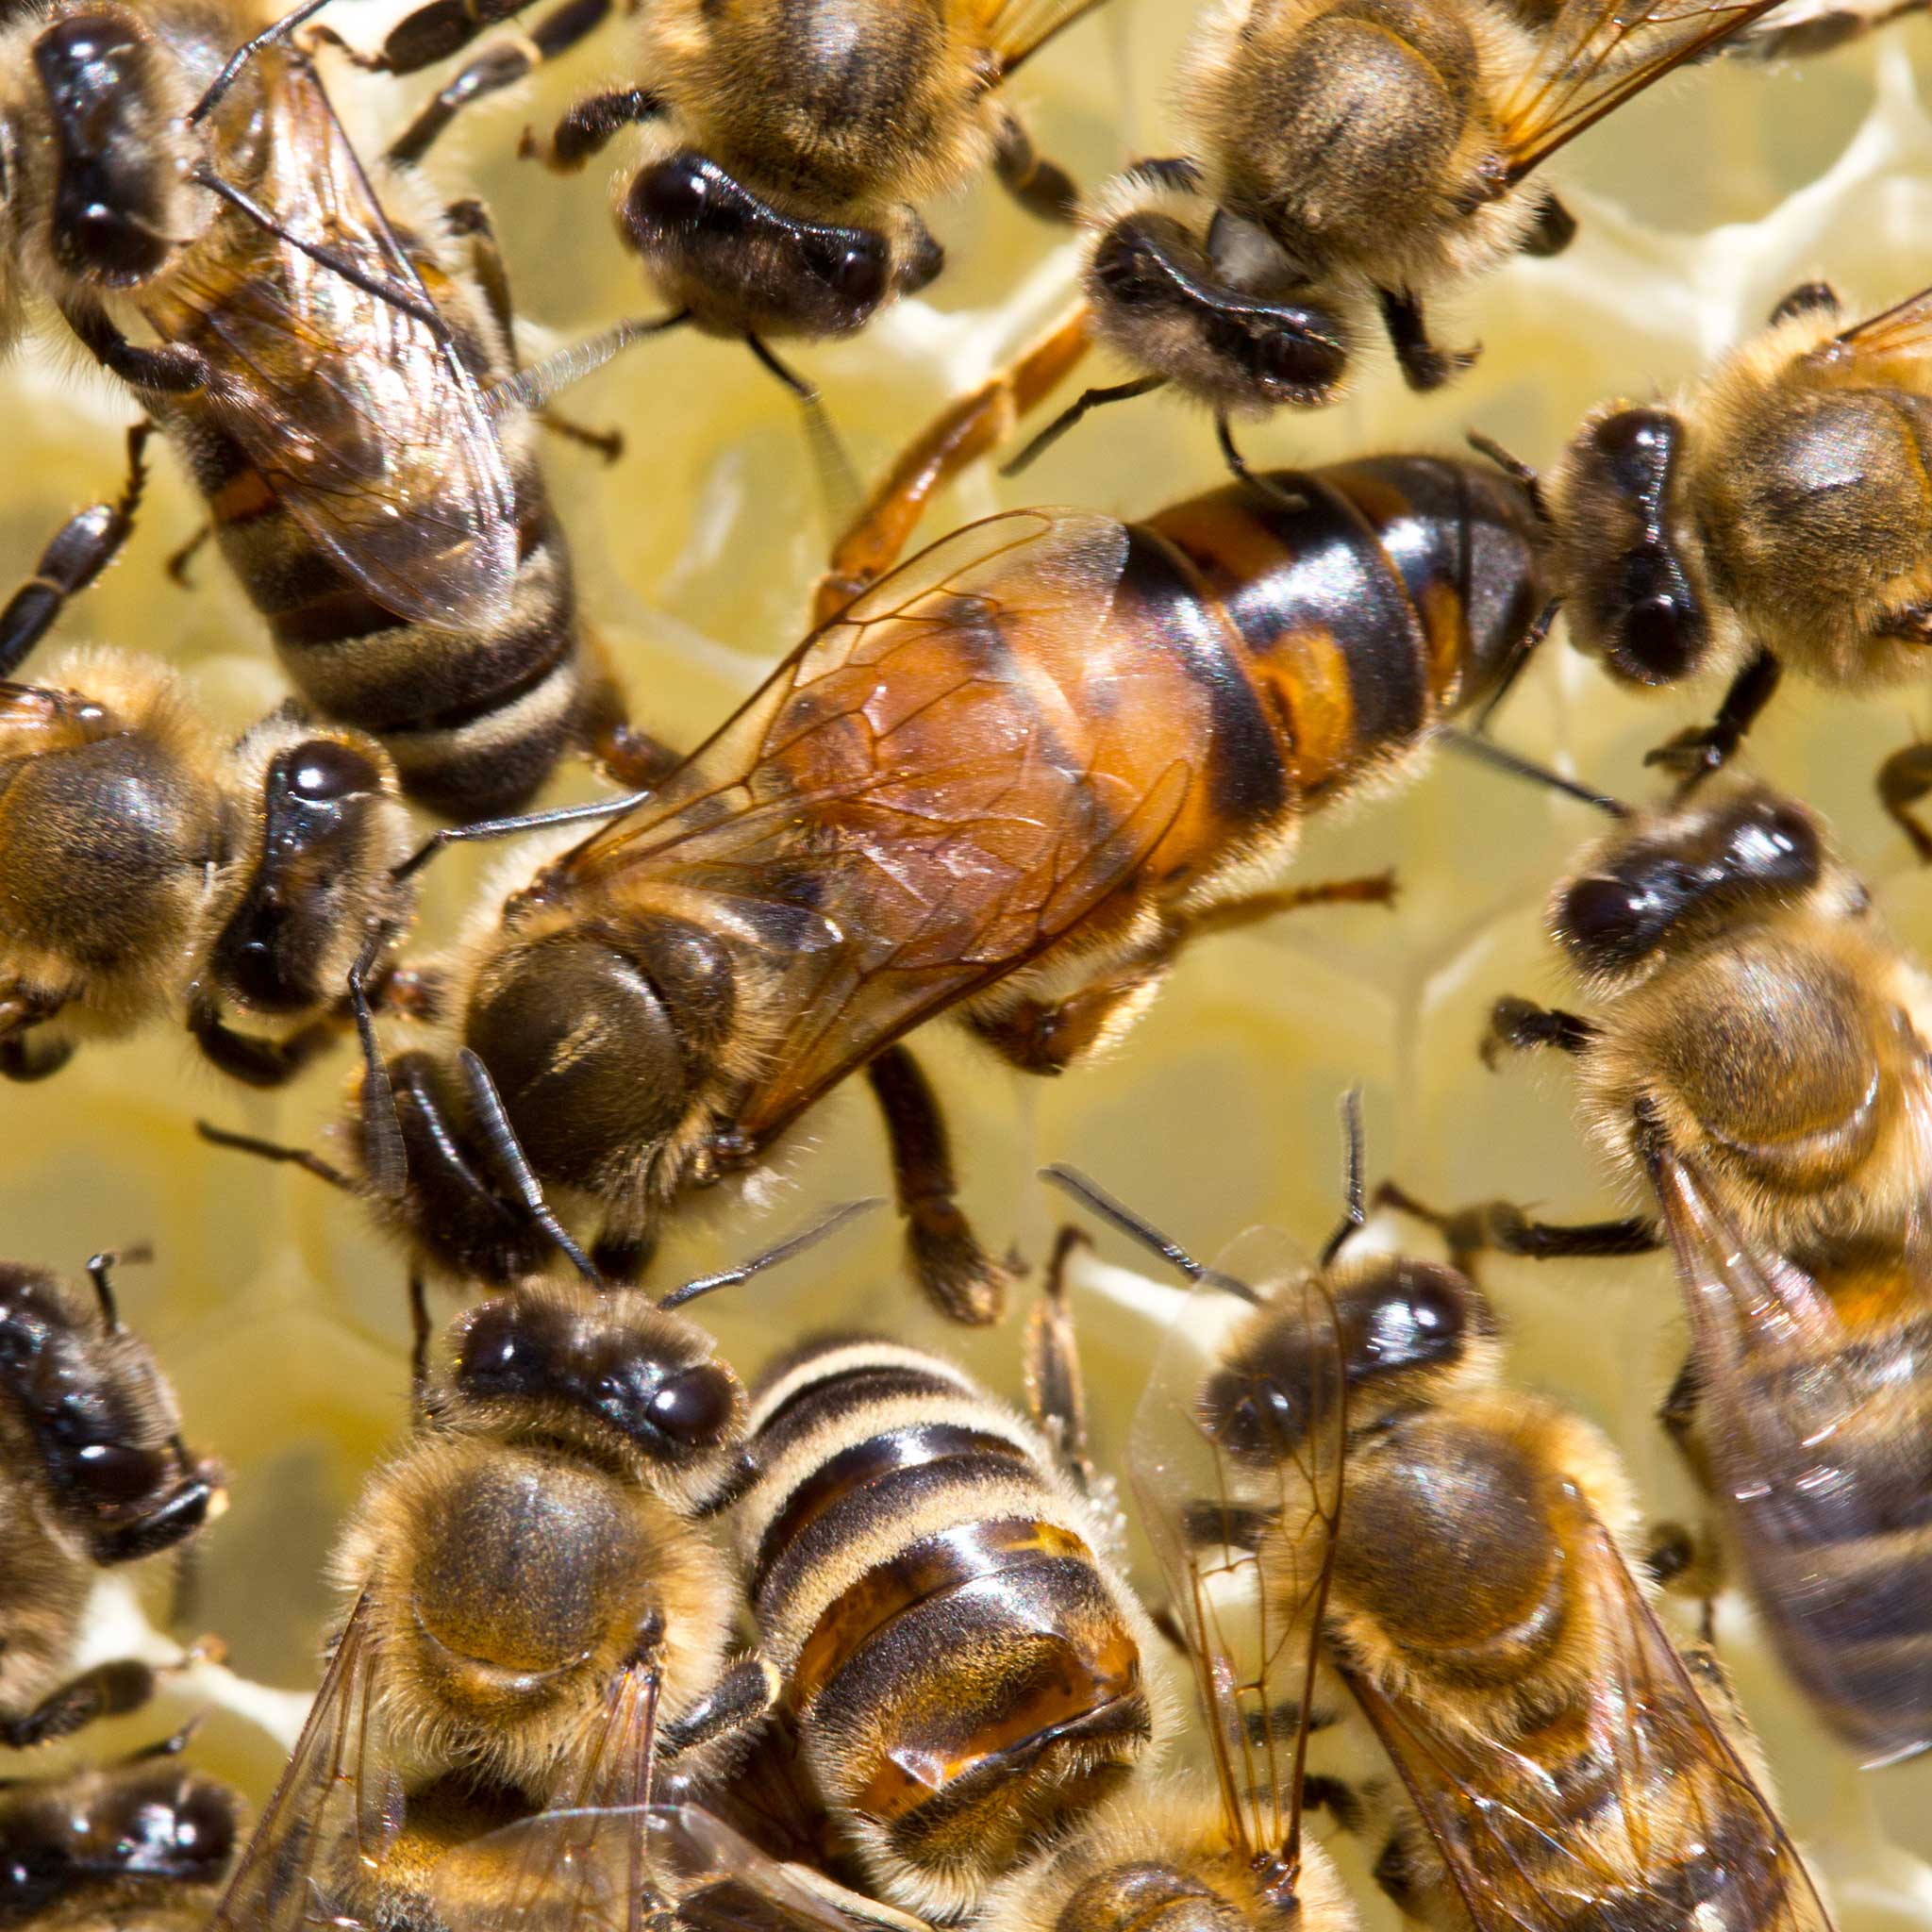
left=1552, top=406, right=1715, bottom=688
left=0, top=1265, right=223, bottom=1566
left=207, top=725, right=410, bottom=1018
left=1200, top=1257, right=1491, bottom=1464
left=32, top=10, right=196, bottom=289
left=449, top=1283, right=745, bottom=1468
left=618, top=148, right=941, bottom=339
left=1083, top=185, right=1351, bottom=416
left=1553, top=787, right=1824, bottom=979
left=462, top=913, right=737, bottom=1198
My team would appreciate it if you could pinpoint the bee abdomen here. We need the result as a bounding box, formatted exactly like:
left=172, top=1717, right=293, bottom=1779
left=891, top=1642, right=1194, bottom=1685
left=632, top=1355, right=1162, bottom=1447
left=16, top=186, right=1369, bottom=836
left=740, top=1341, right=1153, bottom=1894
left=1140, top=455, right=1541, bottom=803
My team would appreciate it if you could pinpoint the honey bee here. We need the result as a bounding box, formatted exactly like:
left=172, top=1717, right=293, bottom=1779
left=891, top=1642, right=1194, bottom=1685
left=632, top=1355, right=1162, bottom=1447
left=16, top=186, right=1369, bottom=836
left=0, top=438, right=417, bottom=1086
left=1445, top=770, right=1932, bottom=1768
left=1048, top=1141, right=1834, bottom=1931
left=1527, top=277, right=1932, bottom=795
left=292, top=0, right=1108, bottom=378
left=219, top=451, right=1543, bottom=1324
left=0, top=0, right=668, bottom=820
left=0, top=1726, right=243, bottom=1930
left=206, top=1279, right=782, bottom=1930
left=730, top=1332, right=1170, bottom=1918
left=0, top=1250, right=225, bottom=1752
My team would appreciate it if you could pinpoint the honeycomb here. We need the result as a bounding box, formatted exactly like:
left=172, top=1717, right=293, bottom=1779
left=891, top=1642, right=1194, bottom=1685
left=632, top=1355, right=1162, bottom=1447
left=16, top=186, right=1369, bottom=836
left=0, top=0, right=1930, bottom=1923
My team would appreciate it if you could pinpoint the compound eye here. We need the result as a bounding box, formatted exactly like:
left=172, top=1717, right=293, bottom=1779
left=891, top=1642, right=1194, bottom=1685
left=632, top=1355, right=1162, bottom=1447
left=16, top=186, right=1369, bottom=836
left=646, top=1362, right=737, bottom=1449
left=807, top=235, right=885, bottom=309
left=1090, top=228, right=1163, bottom=306
left=1612, top=582, right=1703, bottom=684
left=1255, top=314, right=1347, bottom=396
left=71, top=1440, right=166, bottom=1507
left=901, top=226, right=944, bottom=293
left=286, top=739, right=377, bottom=803
left=633, top=156, right=713, bottom=229
left=456, top=1299, right=540, bottom=1391
left=1722, top=796, right=1822, bottom=890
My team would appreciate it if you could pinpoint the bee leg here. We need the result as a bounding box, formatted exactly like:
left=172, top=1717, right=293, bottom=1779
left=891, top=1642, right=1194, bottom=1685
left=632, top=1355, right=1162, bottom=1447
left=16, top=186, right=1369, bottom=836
left=1767, top=279, right=1842, bottom=327
left=1000, top=374, right=1168, bottom=480
left=865, top=1044, right=1017, bottom=1326
left=1371, top=1181, right=1508, bottom=1279
left=1479, top=992, right=1596, bottom=1066
left=0, top=423, right=150, bottom=677
left=520, top=84, right=666, bottom=172
left=1642, top=647, right=1783, bottom=794
left=382, top=0, right=617, bottom=168
left=658, top=1655, right=782, bottom=1761
left=1877, top=738, right=1932, bottom=863
left=1518, top=188, right=1576, bottom=258
left=991, top=110, right=1081, bottom=223
left=60, top=301, right=208, bottom=395
left=1025, top=1226, right=1096, bottom=1492
left=776, top=1866, right=938, bottom=1932
left=1464, top=429, right=1549, bottom=525
left=1375, top=286, right=1478, bottom=393
left=1215, top=413, right=1305, bottom=517
left=813, top=300, right=1094, bottom=625
left=0, top=1658, right=156, bottom=1749
left=408, top=1273, right=431, bottom=1414
left=972, top=957, right=1173, bottom=1076
left=185, top=989, right=341, bottom=1089
left=164, top=525, right=213, bottom=589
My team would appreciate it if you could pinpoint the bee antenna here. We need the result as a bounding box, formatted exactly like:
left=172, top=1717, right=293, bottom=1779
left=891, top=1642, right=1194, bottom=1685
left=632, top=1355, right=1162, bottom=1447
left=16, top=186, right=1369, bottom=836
left=1000, top=375, right=1168, bottom=479
left=1318, top=1086, right=1366, bottom=1270
left=744, top=335, right=863, bottom=533
left=83, top=1245, right=150, bottom=1333
left=658, top=1198, right=886, bottom=1310
left=456, top=1048, right=605, bottom=1290
left=193, top=1122, right=354, bottom=1192
left=349, top=929, right=407, bottom=1201
left=1439, top=729, right=1630, bottom=818
left=1038, top=1164, right=1260, bottom=1304
left=483, top=311, right=691, bottom=425
left=391, top=790, right=656, bottom=884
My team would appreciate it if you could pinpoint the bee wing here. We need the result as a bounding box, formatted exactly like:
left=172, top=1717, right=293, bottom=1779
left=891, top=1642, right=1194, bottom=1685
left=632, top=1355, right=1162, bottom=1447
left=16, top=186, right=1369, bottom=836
left=559, top=509, right=1191, bottom=1145
left=1498, top=0, right=1791, bottom=184
left=1808, top=283, right=1932, bottom=366
left=1127, top=1233, right=1344, bottom=1872
left=142, top=59, right=518, bottom=632
left=1342, top=1503, right=1834, bottom=1932
left=424, top=1802, right=868, bottom=1932
left=1651, top=1141, right=1932, bottom=1767
left=981, top=0, right=1117, bottom=75
left=207, top=1591, right=399, bottom=1931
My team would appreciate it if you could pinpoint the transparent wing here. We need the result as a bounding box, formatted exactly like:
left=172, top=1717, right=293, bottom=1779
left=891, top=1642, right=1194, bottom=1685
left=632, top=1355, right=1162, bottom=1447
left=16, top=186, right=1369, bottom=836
left=142, top=57, right=518, bottom=630
left=1499, top=0, right=1790, bottom=182
left=207, top=1591, right=397, bottom=1931
left=1345, top=1502, right=1834, bottom=1932
left=556, top=510, right=1191, bottom=1143
left=1127, top=1228, right=1344, bottom=1876
left=1652, top=1141, right=1932, bottom=1767
left=982, top=0, right=1118, bottom=75
left=1807, top=283, right=1932, bottom=368
left=424, top=1803, right=868, bottom=1932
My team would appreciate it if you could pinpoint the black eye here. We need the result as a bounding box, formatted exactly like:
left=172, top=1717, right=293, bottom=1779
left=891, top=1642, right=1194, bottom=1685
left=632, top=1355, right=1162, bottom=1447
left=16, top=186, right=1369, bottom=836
left=1591, top=407, right=1679, bottom=498
left=806, top=236, right=885, bottom=309
left=1610, top=568, right=1705, bottom=684
left=633, top=157, right=712, bottom=229
left=1255, top=314, right=1346, bottom=395
left=286, top=740, right=376, bottom=803
left=646, top=1363, right=736, bottom=1448
left=1719, top=797, right=1822, bottom=891
left=901, top=227, right=944, bottom=294
left=456, top=1301, right=541, bottom=1393
left=71, top=1441, right=166, bottom=1506
left=1355, top=1263, right=1469, bottom=1375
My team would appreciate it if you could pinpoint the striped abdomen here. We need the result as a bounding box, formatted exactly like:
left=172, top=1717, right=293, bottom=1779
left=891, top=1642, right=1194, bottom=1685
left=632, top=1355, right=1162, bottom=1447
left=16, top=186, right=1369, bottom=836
left=154, top=258, right=594, bottom=821
left=737, top=1341, right=1159, bottom=1916
left=1715, top=1253, right=1932, bottom=1765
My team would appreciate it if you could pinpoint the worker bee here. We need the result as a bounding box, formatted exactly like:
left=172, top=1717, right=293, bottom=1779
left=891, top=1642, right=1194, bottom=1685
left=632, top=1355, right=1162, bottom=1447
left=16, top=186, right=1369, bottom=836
left=0, top=1250, right=225, bottom=1752
left=0, top=1726, right=243, bottom=1930
left=294, top=0, right=1108, bottom=381
left=1, top=0, right=667, bottom=820
left=1049, top=1137, right=1833, bottom=1932
left=1453, top=771, right=1932, bottom=1768
left=0, top=436, right=417, bottom=1085
left=1531, top=277, right=1932, bottom=797
left=205, top=1278, right=781, bottom=1930
left=230, top=450, right=1542, bottom=1324
left=731, top=1332, right=1169, bottom=1918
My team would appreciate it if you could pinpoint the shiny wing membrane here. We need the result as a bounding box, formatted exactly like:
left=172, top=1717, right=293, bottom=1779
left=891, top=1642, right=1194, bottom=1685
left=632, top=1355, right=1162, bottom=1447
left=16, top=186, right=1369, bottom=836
left=1127, top=1233, right=1344, bottom=1874
left=1345, top=1503, right=1834, bottom=1932
left=1651, top=1141, right=1932, bottom=1767
left=983, top=0, right=1119, bottom=74
left=561, top=511, right=1191, bottom=1143
left=424, top=1802, right=872, bottom=1932
left=142, top=56, right=518, bottom=630
left=1809, top=282, right=1932, bottom=368
left=207, top=1591, right=397, bottom=1931
left=1499, top=0, right=1792, bottom=182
